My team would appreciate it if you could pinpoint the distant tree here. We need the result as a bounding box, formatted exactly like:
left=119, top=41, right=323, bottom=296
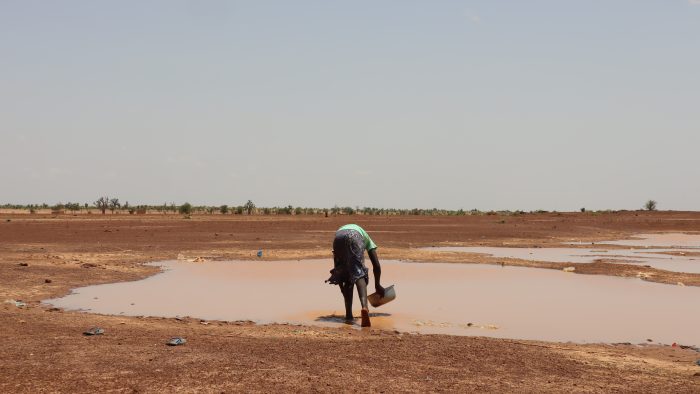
left=66, top=202, right=81, bottom=213
left=244, top=200, right=256, bottom=215
left=179, top=202, right=192, bottom=215
left=109, top=198, right=120, bottom=213
left=95, top=196, right=109, bottom=215
left=644, top=200, right=657, bottom=211
left=123, top=201, right=130, bottom=211
left=220, top=205, right=229, bottom=215
left=235, top=206, right=244, bottom=215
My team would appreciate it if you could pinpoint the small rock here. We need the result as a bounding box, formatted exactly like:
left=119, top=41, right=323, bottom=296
left=563, top=267, right=576, bottom=272
left=18, top=263, right=29, bottom=267
left=44, top=279, right=52, bottom=284
left=647, top=339, right=653, bottom=342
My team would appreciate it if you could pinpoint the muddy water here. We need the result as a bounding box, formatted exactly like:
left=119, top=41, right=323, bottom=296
left=46, top=259, right=700, bottom=346
left=425, top=233, right=700, bottom=273
left=425, top=246, right=700, bottom=273
left=597, top=233, right=700, bottom=248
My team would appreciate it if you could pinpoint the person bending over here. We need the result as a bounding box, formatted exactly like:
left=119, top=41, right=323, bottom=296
left=328, top=224, right=385, bottom=327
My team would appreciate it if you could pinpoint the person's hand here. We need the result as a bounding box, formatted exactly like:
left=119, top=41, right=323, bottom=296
left=375, top=284, right=385, bottom=298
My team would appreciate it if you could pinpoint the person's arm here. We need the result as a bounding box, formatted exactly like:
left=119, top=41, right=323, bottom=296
left=367, top=248, right=385, bottom=297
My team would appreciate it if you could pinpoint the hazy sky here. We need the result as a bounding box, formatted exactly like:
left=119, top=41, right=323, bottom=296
left=2, top=1, right=699, bottom=211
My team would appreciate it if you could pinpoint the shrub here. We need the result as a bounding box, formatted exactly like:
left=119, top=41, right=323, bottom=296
left=179, top=202, right=192, bottom=215
left=220, top=205, right=228, bottom=214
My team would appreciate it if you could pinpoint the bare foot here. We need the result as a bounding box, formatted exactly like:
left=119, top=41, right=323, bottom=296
left=361, top=308, right=371, bottom=327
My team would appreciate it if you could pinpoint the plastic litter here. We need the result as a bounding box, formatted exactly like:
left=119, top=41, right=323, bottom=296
left=5, top=300, right=26, bottom=308
left=83, top=327, right=104, bottom=336
left=167, top=337, right=187, bottom=346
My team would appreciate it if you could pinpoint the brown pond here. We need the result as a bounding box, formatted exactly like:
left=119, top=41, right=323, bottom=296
left=45, top=259, right=700, bottom=346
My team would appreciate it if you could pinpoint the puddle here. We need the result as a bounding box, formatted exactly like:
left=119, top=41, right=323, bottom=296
left=46, top=259, right=700, bottom=346
left=425, top=233, right=700, bottom=273
left=425, top=247, right=700, bottom=273
left=596, top=233, right=700, bottom=249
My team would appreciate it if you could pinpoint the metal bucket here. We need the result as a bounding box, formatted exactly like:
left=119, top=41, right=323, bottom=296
left=368, top=284, right=396, bottom=308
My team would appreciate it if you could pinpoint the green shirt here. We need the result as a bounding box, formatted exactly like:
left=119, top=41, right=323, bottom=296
left=338, top=224, right=377, bottom=251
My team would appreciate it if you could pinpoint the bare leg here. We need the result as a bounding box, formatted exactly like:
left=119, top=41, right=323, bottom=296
left=356, top=277, right=369, bottom=309
left=340, top=282, right=354, bottom=321
left=356, top=278, right=371, bottom=327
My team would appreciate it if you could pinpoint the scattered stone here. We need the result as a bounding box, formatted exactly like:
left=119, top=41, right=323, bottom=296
left=647, top=339, right=653, bottom=342
left=81, top=263, right=98, bottom=268
left=44, top=279, right=52, bottom=284
left=192, top=257, right=206, bottom=263
left=677, top=282, right=685, bottom=287
left=563, top=267, right=576, bottom=272
left=18, top=262, right=29, bottom=267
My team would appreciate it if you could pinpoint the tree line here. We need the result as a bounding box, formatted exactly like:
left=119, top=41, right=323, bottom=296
left=1, top=198, right=661, bottom=216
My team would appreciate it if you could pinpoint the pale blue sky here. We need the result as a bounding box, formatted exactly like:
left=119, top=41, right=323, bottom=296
left=1, top=1, right=699, bottom=210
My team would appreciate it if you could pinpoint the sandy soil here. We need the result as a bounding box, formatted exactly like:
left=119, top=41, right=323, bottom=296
left=1, top=211, right=699, bottom=392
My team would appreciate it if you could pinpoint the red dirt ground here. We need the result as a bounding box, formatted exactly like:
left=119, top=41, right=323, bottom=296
left=1, top=211, right=699, bottom=392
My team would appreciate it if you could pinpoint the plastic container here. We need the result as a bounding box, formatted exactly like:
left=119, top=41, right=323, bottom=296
left=368, top=285, right=396, bottom=308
